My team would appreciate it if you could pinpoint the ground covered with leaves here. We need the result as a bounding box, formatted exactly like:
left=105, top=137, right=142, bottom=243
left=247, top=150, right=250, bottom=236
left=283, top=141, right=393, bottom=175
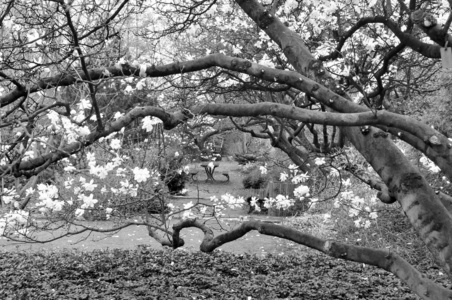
left=0, top=248, right=433, bottom=299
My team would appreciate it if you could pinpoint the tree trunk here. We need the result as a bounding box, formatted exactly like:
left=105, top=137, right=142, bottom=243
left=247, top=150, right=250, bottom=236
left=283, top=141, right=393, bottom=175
left=236, top=0, right=452, bottom=280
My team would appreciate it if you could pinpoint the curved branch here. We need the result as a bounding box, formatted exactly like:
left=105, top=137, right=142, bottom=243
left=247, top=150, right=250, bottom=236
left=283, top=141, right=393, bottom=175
left=0, top=106, right=188, bottom=174
left=319, top=16, right=441, bottom=60
left=2, top=54, right=451, bottom=178
left=173, top=218, right=452, bottom=300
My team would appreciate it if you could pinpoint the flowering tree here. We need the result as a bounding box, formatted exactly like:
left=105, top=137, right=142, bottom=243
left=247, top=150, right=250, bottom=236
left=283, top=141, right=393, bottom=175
left=2, top=0, right=452, bottom=298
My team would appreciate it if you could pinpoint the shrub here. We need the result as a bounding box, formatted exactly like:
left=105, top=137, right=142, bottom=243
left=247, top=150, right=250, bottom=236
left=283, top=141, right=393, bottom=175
left=0, top=249, right=428, bottom=299
left=242, top=168, right=268, bottom=189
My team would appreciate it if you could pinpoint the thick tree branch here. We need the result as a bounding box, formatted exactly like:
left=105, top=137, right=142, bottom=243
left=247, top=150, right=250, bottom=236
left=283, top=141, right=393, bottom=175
left=2, top=54, right=451, bottom=179
left=173, top=218, right=452, bottom=300
left=235, top=0, right=452, bottom=280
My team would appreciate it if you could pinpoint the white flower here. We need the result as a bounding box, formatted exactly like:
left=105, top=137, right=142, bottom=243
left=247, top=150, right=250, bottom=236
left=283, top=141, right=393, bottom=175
left=113, top=112, right=124, bottom=120
left=342, top=178, right=351, bottom=187
left=78, top=98, right=92, bottom=110
left=3, top=195, right=14, bottom=204
left=83, top=179, right=98, bottom=192
left=199, top=205, right=207, bottom=214
left=174, top=151, right=180, bottom=157
left=329, top=168, right=340, bottom=177
left=369, top=212, right=378, bottom=219
left=349, top=208, right=360, bottom=217
left=132, top=167, right=150, bottom=183
left=184, top=201, right=194, bottom=210
left=75, top=208, right=85, bottom=219
left=110, top=138, right=121, bottom=150
left=25, top=187, right=35, bottom=196
left=80, top=194, right=97, bottom=209
left=292, top=172, right=309, bottom=184
left=354, top=218, right=362, bottom=228
left=279, top=172, right=288, bottom=182
left=167, top=203, right=175, bottom=211
left=142, top=116, right=162, bottom=132
left=105, top=207, right=113, bottom=220
left=64, top=165, right=76, bottom=172
left=314, top=157, right=325, bottom=166
left=363, top=220, right=372, bottom=229
left=294, top=185, right=309, bottom=199
left=259, top=165, right=267, bottom=175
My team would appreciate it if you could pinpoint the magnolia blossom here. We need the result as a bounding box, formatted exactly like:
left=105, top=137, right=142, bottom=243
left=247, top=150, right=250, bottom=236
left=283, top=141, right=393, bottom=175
left=314, top=157, right=326, bottom=166
left=110, top=138, right=121, bottom=150
left=78, top=98, right=92, bottom=110
left=75, top=208, right=85, bottom=219
left=2, top=188, right=18, bottom=204
left=274, top=194, right=293, bottom=209
left=294, top=185, right=309, bottom=199
left=132, top=167, right=150, bottom=183
left=113, top=112, right=124, bottom=120
left=80, top=193, right=98, bottom=209
left=116, top=167, right=127, bottom=177
left=329, top=168, right=340, bottom=177
left=342, top=178, right=351, bottom=187
left=199, top=205, right=208, bottom=214
left=354, top=218, right=362, bottom=228
left=25, top=187, right=35, bottom=196
left=142, top=116, right=162, bottom=132
left=105, top=208, right=113, bottom=220
left=279, top=172, right=288, bottom=182
left=64, top=165, right=76, bottom=172
left=349, top=207, right=360, bottom=217
left=89, top=165, right=109, bottom=179
left=182, top=201, right=194, bottom=219
left=249, top=197, right=261, bottom=212
left=0, top=210, right=30, bottom=235
left=167, top=203, right=175, bottom=212
left=83, top=179, right=98, bottom=192
left=292, top=173, right=309, bottom=184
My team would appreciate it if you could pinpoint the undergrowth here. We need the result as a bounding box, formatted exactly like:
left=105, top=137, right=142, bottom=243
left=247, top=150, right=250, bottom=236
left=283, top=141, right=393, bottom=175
left=0, top=248, right=434, bottom=299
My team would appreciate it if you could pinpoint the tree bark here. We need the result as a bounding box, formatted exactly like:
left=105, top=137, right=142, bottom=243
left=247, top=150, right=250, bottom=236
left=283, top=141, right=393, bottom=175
left=235, top=0, right=452, bottom=281
left=173, top=218, right=452, bottom=300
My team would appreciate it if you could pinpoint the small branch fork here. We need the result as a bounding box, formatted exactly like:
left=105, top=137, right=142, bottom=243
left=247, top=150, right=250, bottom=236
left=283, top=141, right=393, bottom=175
left=173, top=218, right=452, bottom=300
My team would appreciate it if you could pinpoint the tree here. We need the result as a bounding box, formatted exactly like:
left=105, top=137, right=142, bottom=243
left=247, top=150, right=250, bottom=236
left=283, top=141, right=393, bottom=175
left=1, top=0, right=452, bottom=298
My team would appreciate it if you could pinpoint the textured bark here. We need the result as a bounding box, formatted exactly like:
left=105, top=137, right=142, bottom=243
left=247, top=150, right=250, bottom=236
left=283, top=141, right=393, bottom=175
left=235, top=0, right=452, bottom=283
left=173, top=218, right=452, bottom=300
left=3, top=54, right=451, bottom=178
